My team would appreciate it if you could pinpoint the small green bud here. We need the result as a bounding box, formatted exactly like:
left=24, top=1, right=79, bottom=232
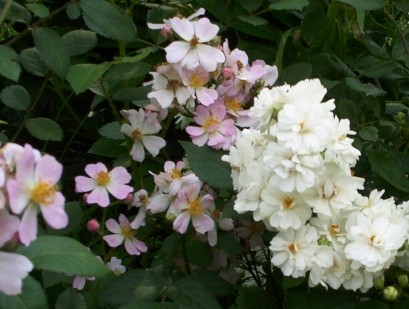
left=383, top=286, right=398, bottom=301
left=398, top=274, right=409, bottom=288
left=373, top=277, right=384, bottom=290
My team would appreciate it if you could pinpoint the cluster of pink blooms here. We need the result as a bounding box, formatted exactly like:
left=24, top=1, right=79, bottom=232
left=0, top=143, right=68, bottom=295
left=147, top=8, right=278, bottom=151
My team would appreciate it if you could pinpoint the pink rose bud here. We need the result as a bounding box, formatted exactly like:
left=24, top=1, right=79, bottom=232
left=161, top=24, right=173, bottom=38
left=87, top=219, right=100, bottom=232
left=221, top=67, right=233, bottom=79
left=123, top=194, right=134, bottom=204
left=82, top=193, right=89, bottom=204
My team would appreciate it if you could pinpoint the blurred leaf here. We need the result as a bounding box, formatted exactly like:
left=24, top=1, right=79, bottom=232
left=356, top=56, right=397, bottom=79
left=79, top=0, right=137, bottom=42
left=180, top=141, right=233, bottom=191
left=113, top=47, right=154, bottom=64
left=237, top=15, right=268, bottom=26
left=55, top=288, right=86, bottom=309
left=358, top=126, right=378, bottom=141
left=0, top=85, right=30, bottom=111
left=119, top=300, right=163, bottom=309
left=17, top=235, right=109, bottom=277
left=237, top=286, right=273, bottom=309
left=301, top=9, right=333, bottom=49
left=66, top=63, right=111, bottom=94
left=0, top=0, right=31, bottom=24
left=88, top=137, right=127, bottom=157
left=0, top=276, right=47, bottom=309
left=26, top=4, right=49, bottom=18
left=367, top=150, right=409, bottom=193
left=356, top=299, right=389, bottom=309
left=361, top=35, right=389, bottom=59
left=47, top=202, right=83, bottom=236
left=98, top=122, right=124, bottom=140
left=112, top=86, right=151, bottom=107
left=66, top=2, right=81, bottom=19
left=104, top=62, right=151, bottom=82
left=0, top=45, right=18, bottom=60
left=186, top=240, right=213, bottom=267
left=169, top=278, right=222, bottom=309
left=345, top=77, right=386, bottom=96
left=239, top=0, right=263, bottom=12
left=42, top=271, right=72, bottom=289
left=33, top=27, right=70, bottom=78
left=282, top=277, right=305, bottom=289
left=62, top=30, right=98, bottom=56
left=19, top=48, right=48, bottom=77
left=190, top=269, right=233, bottom=296
left=26, top=118, right=63, bottom=141
left=269, top=0, right=309, bottom=10
left=356, top=8, right=365, bottom=33
left=277, top=63, right=312, bottom=85
left=217, top=232, right=242, bottom=255
left=337, top=0, right=385, bottom=10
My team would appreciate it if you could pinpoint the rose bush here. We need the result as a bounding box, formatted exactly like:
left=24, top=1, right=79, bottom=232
left=1, top=0, right=409, bottom=308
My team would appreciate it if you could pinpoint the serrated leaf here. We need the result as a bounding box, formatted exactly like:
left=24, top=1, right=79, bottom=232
left=16, top=235, right=109, bottom=277
left=345, top=77, right=386, bottom=96
left=337, top=0, right=385, bottom=10
left=26, top=4, right=49, bottom=18
left=0, top=58, right=20, bottom=81
left=269, top=0, right=309, bottom=10
left=55, top=288, right=86, bottom=309
left=358, top=126, right=378, bottom=141
left=66, top=63, right=111, bottom=94
left=179, top=141, right=233, bottom=190
left=0, top=85, right=30, bottom=110
left=19, top=48, right=48, bottom=77
left=66, top=2, right=81, bottom=19
left=0, top=276, right=47, bottom=309
left=237, top=15, right=268, bottom=26
left=33, top=27, right=70, bottom=78
left=26, top=118, right=63, bottom=141
left=98, top=122, right=124, bottom=140
left=0, top=0, right=31, bottom=24
left=301, top=9, right=333, bottom=49
left=63, top=30, right=97, bottom=56
left=239, top=0, right=263, bottom=12
left=79, top=0, right=137, bottom=42
left=367, top=150, right=409, bottom=193
left=170, top=278, right=222, bottom=309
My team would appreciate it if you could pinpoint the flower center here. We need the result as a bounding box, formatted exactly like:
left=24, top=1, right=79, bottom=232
left=189, top=71, right=208, bottom=88
left=96, top=171, right=110, bottom=186
left=121, top=222, right=135, bottom=238
left=224, top=97, right=243, bottom=111
left=167, top=79, right=180, bottom=91
left=236, top=60, right=244, bottom=71
left=169, top=168, right=181, bottom=179
left=30, top=180, right=56, bottom=206
left=138, top=194, right=148, bottom=205
left=132, top=129, right=142, bottom=140
left=283, top=196, right=294, bottom=209
left=329, top=224, right=341, bottom=237
left=190, top=36, right=199, bottom=47
left=188, top=199, right=204, bottom=216
left=203, top=116, right=219, bottom=131
left=288, top=242, right=297, bottom=255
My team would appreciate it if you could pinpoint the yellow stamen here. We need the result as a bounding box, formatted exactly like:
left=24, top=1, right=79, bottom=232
left=203, top=117, right=219, bottom=130
left=283, top=196, right=294, bottom=209
left=30, top=180, right=56, bottom=206
left=190, top=36, right=199, bottom=47
left=224, top=97, right=243, bottom=111
left=121, top=222, right=135, bottom=238
left=167, top=79, right=180, bottom=91
left=289, top=242, right=297, bottom=255
left=188, top=199, right=204, bottom=217
left=329, top=224, right=341, bottom=237
left=96, top=171, right=110, bottom=186
left=169, top=168, right=181, bottom=179
left=190, top=71, right=208, bottom=88
left=132, top=129, right=142, bottom=140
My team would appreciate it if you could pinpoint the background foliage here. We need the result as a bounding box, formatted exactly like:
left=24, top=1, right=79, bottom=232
left=1, top=0, right=409, bottom=308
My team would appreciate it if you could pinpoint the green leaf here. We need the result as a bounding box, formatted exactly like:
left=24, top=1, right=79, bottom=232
left=66, top=63, right=111, bottom=94
left=98, top=122, right=124, bottom=140
left=237, top=286, right=273, bottom=309
left=0, top=85, right=30, bottom=111
left=239, top=0, right=263, bottom=12
left=55, top=288, right=86, bottom=309
left=26, top=118, right=63, bottom=141
left=33, top=27, right=70, bottom=78
left=345, top=77, right=386, bottom=96
left=0, top=276, right=47, bottom=309
left=190, top=269, right=233, bottom=297
left=169, top=278, right=222, bottom=309
left=367, top=150, right=409, bottom=193
left=179, top=141, right=233, bottom=191
left=356, top=9, right=365, bottom=33
left=17, top=235, right=109, bottom=277
left=66, top=2, right=81, bottom=19
left=0, top=45, right=18, bottom=60
left=0, top=0, right=31, bottom=24
left=237, top=15, right=268, bottom=26
left=79, top=0, right=137, bottom=42
left=356, top=299, right=389, bottom=309
left=0, top=47, right=20, bottom=81
left=337, top=0, right=385, bottom=10
left=19, top=48, right=48, bottom=77
left=47, top=202, right=83, bottom=236
left=186, top=240, right=213, bottom=267
left=301, top=9, right=334, bottom=49
left=119, top=300, right=163, bottom=309
left=88, top=137, right=127, bottom=158
left=113, top=47, right=154, bottom=64
left=62, top=30, right=98, bottom=56
left=26, top=4, right=49, bottom=18
left=104, top=62, right=151, bottom=83
left=269, top=0, right=309, bottom=10
left=358, top=126, right=378, bottom=141
left=277, top=63, right=312, bottom=85
left=112, top=86, right=151, bottom=107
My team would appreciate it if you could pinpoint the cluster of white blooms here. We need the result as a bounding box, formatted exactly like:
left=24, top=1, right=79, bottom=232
left=223, top=79, right=409, bottom=292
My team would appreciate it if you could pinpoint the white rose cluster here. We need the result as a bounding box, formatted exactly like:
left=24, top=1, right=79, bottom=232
left=223, top=79, right=409, bottom=292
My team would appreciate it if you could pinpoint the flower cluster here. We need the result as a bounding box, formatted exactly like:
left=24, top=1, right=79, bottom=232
left=223, top=79, right=409, bottom=291
left=0, top=143, right=68, bottom=295
left=147, top=8, right=278, bottom=151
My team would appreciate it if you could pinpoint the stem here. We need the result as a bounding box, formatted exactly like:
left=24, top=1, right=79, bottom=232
left=5, top=2, right=70, bottom=46
left=99, top=80, right=122, bottom=122
left=58, top=112, right=88, bottom=161
left=0, top=0, right=14, bottom=26
left=181, top=234, right=191, bottom=275
left=11, top=76, right=49, bottom=142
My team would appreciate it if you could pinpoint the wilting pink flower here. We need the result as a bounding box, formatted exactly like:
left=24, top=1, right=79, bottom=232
left=173, top=183, right=215, bottom=234
left=75, top=163, right=133, bottom=207
left=120, top=109, right=166, bottom=162
left=186, top=103, right=236, bottom=150
left=103, top=214, right=147, bottom=256
left=0, top=252, right=33, bottom=295
left=7, top=144, right=67, bottom=246
left=165, top=17, right=225, bottom=72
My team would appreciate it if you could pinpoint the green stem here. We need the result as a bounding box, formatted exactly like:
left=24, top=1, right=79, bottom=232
left=181, top=234, right=191, bottom=276
left=58, top=112, right=88, bottom=161
left=0, top=0, right=13, bottom=26
left=11, top=76, right=49, bottom=142
left=99, top=80, right=121, bottom=122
